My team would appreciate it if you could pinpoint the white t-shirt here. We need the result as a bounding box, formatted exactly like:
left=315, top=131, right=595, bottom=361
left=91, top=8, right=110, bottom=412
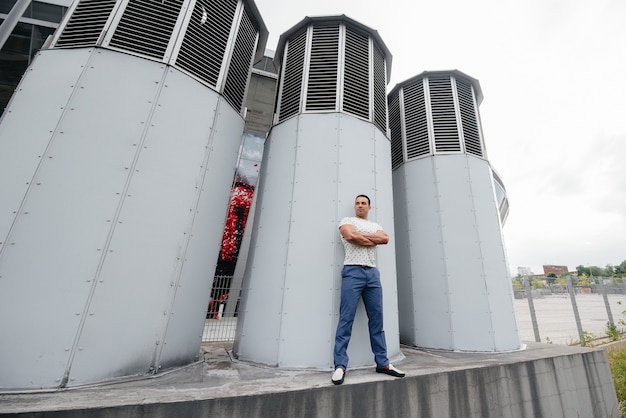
left=339, top=217, right=383, bottom=267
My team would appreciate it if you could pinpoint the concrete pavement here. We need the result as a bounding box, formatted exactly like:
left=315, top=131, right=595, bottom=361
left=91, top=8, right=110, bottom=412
left=0, top=341, right=619, bottom=417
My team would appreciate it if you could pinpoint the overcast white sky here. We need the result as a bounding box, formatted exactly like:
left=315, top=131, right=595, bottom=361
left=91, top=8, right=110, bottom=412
left=254, top=0, right=626, bottom=276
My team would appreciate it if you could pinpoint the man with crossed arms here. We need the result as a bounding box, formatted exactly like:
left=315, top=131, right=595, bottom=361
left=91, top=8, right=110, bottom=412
left=331, top=194, right=405, bottom=385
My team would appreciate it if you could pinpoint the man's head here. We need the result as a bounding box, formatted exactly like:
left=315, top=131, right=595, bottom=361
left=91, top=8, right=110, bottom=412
left=354, top=194, right=371, bottom=219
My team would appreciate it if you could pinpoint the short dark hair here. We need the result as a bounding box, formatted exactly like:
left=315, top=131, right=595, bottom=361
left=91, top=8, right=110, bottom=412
left=355, top=194, right=370, bottom=206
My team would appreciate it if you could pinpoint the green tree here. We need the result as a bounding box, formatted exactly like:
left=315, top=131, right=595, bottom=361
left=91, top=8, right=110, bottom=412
left=531, top=277, right=545, bottom=289
left=606, top=264, right=615, bottom=276
left=579, top=273, right=591, bottom=287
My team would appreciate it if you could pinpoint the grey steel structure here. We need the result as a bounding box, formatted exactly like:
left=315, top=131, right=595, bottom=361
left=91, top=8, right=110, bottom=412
left=388, top=70, right=521, bottom=351
left=234, top=15, right=404, bottom=370
left=0, top=0, right=267, bottom=389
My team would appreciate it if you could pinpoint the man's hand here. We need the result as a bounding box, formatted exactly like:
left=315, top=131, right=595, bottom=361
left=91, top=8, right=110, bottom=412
left=339, top=225, right=388, bottom=247
left=362, top=230, right=389, bottom=245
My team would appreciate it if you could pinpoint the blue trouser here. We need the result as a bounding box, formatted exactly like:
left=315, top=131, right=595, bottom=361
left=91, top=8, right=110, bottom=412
left=333, top=265, right=389, bottom=370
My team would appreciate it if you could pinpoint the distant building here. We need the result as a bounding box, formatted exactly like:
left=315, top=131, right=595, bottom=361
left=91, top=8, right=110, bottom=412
left=543, top=265, right=569, bottom=275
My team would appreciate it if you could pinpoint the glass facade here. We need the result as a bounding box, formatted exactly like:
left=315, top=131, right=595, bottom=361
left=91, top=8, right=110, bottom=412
left=0, top=0, right=68, bottom=116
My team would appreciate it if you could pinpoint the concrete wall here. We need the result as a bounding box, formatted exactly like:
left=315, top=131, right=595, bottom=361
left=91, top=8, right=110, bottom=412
left=0, top=344, right=618, bottom=417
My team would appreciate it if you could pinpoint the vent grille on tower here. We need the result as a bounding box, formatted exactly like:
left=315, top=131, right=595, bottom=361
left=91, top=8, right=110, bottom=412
left=108, top=0, right=184, bottom=59
left=176, top=0, right=238, bottom=88
left=429, top=76, right=461, bottom=153
left=388, top=91, right=403, bottom=169
left=277, top=29, right=306, bottom=122
left=456, top=79, right=483, bottom=157
left=342, top=27, right=369, bottom=120
left=275, top=16, right=391, bottom=132
left=222, top=7, right=258, bottom=112
left=305, top=24, right=339, bottom=111
left=404, top=80, right=430, bottom=160
left=54, top=0, right=116, bottom=47
left=372, top=44, right=388, bottom=133
left=387, top=71, right=486, bottom=169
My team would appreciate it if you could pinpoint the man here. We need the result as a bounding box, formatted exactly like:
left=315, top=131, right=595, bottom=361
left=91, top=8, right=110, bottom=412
left=331, top=194, right=405, bottom=385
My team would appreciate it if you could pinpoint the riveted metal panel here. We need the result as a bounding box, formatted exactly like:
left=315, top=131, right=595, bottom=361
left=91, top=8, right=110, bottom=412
left=335, top=114, right=402, bottom=367
left=466, top=157, right=521, bottom=350
left=396, top=154, right=521, bottom=352
left=0, top=48, right=92, bottom=251
left=391, top=167, right=414, bottom=343
left=233, top=117, right=298, bottom=366
left=159, top=92, right=244, bottom=369
left=434, top=154, right=494, bottom=350
left=66, top=65, right=238, bottom=385
left=398, top=158, right=453, bottom=349
left=278, top=114, right=339, bottom=368
left=235, top=113, right=402, bottom=369
left=0, top=48, right=167, bottom=389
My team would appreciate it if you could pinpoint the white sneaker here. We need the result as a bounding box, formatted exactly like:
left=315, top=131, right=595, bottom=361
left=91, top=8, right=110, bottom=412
left=331, top=367, right=345, bottom=385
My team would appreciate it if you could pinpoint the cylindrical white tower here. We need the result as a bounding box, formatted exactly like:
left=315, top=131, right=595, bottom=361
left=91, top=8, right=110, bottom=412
left=0, top=0, right=267, bottom=390
left=389, top=70, right=522, bottom=352
left=234, top=15, right=403, bottom=370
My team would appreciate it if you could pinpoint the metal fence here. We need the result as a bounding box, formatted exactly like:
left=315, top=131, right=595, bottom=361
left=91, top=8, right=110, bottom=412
left=202, top=275, right=626, bottom=346
left=203, top=275, right=240, bottom=342
left=515, top=277, right=626, bottom=346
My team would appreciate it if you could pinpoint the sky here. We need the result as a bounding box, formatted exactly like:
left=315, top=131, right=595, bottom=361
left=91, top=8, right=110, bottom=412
left=253, top=0, right=626, bottom=276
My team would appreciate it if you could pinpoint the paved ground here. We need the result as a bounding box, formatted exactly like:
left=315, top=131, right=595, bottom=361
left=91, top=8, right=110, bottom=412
left=0, top=341, right=603, bottom=415
left=515, top=293, right=626, bottom=345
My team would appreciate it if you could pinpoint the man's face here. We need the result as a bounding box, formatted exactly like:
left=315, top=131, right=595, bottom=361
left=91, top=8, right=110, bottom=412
left=354, top=197, right=370, bottom=219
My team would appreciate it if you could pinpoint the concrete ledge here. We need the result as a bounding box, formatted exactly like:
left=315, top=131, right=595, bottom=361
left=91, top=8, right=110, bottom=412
left=0, top=342, right=619, bottom=417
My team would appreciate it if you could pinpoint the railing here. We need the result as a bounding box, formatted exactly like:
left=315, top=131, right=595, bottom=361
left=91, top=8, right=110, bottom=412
left=515, top=276, right=626, bottom=346
left=203, top=275, right=240, bottom=342
left=202, top=274, right=626, bottom=347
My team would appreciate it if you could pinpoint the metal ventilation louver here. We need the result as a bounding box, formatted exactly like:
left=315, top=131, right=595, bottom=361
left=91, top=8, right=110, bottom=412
left=403, top=80, right=430, bottom=159
left=176, top=0, right=238, bottom=88
left=456, top=79, right=483, bottom=157
left=277, top=29, right=306, bottom=122
left=342, top=27, right=369, bottom=120
left=108, top=0, right=184, bottom=60
left=305, top=24, right=339, bottom=111
left=372, top=44, right=387, bottom=134
left=54, top=0, right=117, bottom=47
left=388, top=91, right=403, bottom=169
left=429, top=76, right=461, bottom=153
left=222, top=7, right=257, bottom=112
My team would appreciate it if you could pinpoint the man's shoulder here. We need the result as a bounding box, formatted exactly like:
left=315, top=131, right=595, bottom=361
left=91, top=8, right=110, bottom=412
left=339, top=217, right=381, bottom=229
left=339, top=217, right=357, bottom=226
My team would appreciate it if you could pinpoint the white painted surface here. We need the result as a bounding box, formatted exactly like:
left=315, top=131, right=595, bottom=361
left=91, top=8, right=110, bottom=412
left=0, top=48, right=243, bottom=389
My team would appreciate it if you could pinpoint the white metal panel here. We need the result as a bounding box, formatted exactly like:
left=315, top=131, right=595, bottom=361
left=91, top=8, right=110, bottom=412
left=434, top=154, right=494, bottom=350
left=235, top=113, right=402, bottom=369
left=467, top=157, right=521, bottom=350
left=402, top=158, right=453, bottom=349
left=0, top=48, right=92, bottom=247
left=279, top=114, right=340, bottom=368
left=67, top=67, right=240, bottom=384
left=394, top=154, right=521, bottom=352
left=234, top=117, right=298, bottom=366
left=335, top=114, right=402, bottom=367
left=0, top=48, right=167, bottom=389
left=158, top=93, right=244, bottom=368
left=392, top=167, right=416, bottom=344
left=0, top=46, right=249, bottom=388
